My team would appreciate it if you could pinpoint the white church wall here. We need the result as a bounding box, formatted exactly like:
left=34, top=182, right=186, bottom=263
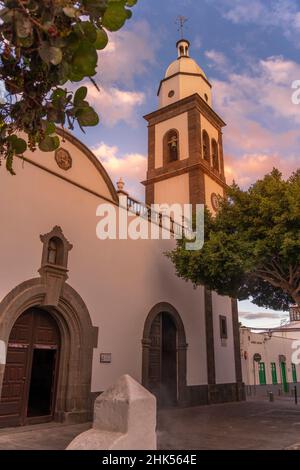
left=154, top=173, right=190, bottom=208
left=88, top=234, right=209, bottom=391
left=159, top=77, right=181, bottom=108
left=159, top=77, right=212, bottom=109
left=180, top=76, right=212, bottom=107
left=0, top=155, right=210, bottom=393
left=212, top=293, right=236, bottom=384
left=24, top=134, right=114, bottom=201
left=154, top=113, right=189, bottom=168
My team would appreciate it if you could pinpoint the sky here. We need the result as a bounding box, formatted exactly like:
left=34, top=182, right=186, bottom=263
left=73, top=0, right=300, bottom=328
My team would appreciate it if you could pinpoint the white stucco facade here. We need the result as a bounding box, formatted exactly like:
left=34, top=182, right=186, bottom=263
left=0, top=38, right=242, bottom=427
left=154, top=173, right=190, bottom=208
left=240, top=327, right=300, bottom=396
left=0, top=147, right=235, bottom=392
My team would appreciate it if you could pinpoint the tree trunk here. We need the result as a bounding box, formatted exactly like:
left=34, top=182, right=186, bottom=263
left=292, top=294, right=300, bottom=307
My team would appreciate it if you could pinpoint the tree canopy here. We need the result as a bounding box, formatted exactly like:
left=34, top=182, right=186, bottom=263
left=0, top=0, right=138, bottom=173
left=168, top=169, right=300, bottom=311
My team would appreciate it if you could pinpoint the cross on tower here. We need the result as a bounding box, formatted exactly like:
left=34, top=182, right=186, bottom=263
left=176, top=15, right=188, bottom=39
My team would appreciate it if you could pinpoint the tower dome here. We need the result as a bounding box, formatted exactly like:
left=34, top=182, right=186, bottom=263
left=158, top=39, right=212, bottom=109
left=165, top=57, right=207, bottom=79
left=165, top=39, right=208, bottom=79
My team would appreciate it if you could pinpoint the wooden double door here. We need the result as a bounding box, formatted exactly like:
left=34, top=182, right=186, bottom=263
left=0, top=308, right=60, bottom=427
left=148, top=313, right=178, bottom=407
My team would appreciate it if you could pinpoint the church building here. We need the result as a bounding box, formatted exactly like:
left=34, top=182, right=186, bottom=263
left=0, top=39, right=244, bottom=428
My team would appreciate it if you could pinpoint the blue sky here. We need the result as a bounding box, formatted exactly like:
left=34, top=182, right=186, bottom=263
left=73, top=0, right=300, bottom=327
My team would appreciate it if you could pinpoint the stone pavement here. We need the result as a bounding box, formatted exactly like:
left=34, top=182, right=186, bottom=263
left=1, top=399, right=300, bottom=450
left=0, top=422, right=91, bottom=450
left=157, top=398, right=300, bottom=450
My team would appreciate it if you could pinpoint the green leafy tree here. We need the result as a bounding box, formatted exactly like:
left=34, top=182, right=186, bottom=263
left=0, top=0, right=138, bottom=173
left=168, top=169, right=300, bottom=311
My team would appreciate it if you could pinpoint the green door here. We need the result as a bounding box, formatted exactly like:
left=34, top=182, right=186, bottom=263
left=271, top=363, right=278, bottom=384
left=280, top=362, right=289, bottom=393
left=292, top=363, right=297, bottom=383
left=259, top=362, right=266, bottom=385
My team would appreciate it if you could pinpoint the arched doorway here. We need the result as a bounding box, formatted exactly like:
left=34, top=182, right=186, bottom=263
left=0, top=308, right=60, bottom=427
left=0, top=279, right=98, bottom=427
left=142, top=303, right=187, bottom=407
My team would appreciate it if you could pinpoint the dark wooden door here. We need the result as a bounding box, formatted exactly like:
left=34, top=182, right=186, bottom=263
left=161, top=314, right=177, bottom=406
left=0, top=345, right=30, bottom=427
left=148, top=313, right=178, bottom=407
left=0, top=308, right=60, bottom=428
left=148, top=314, right=162, bottom=399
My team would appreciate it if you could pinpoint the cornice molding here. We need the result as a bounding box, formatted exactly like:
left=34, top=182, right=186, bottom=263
left=144, top=93, right=226, bottom=129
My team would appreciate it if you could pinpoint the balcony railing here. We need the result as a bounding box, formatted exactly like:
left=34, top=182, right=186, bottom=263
left=290, top=306, right=300, bottom=322
left=126, top=196, right=194, bottom=240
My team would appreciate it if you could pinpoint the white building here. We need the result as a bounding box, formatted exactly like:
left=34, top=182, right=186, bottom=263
left=240, top=311, right=300, bottom=397
left=0, top=39, right=244, bottom=428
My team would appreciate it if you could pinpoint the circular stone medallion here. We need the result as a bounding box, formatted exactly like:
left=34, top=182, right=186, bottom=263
left=55, top=148, right=72, bottom=171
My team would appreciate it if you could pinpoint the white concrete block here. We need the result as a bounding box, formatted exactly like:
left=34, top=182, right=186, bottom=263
left=67, top=375, right=157, bottom=450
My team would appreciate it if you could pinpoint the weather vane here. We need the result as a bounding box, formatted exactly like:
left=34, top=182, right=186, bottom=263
left=176, top=16, right=188, bottom=39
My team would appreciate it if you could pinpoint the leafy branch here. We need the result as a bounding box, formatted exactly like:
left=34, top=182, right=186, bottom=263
left=0, top=0, right=138, bottom=174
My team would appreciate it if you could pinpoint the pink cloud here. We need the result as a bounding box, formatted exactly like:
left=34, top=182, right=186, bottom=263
left=205, top=50, right=229, bottom=71
left=77, top=20, right=159, bottom=127
left=206, top=54, right=300, bottom=187
left=98, top=21, right=158, bottom=88
left=225, top=152, right=299, bottom=187
left=86, top=85, right=145, bottom=127
left=93, top=142, right=147, bottom=200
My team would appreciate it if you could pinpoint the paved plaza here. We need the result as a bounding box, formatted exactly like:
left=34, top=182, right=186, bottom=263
left=0, top=398, right=300, bottom=450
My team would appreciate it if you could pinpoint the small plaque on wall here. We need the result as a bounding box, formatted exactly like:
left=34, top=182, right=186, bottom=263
left=100, top=353, right=112, bottom=363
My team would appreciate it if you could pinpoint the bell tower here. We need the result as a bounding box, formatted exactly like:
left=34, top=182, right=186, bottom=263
left=143, top=39, right=227, bottom=214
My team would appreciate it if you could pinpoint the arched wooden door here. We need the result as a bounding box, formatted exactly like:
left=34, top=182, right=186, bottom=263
left=0, top=308, right=60, bottom=427
left=148, top=312, right=178, bottom=407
